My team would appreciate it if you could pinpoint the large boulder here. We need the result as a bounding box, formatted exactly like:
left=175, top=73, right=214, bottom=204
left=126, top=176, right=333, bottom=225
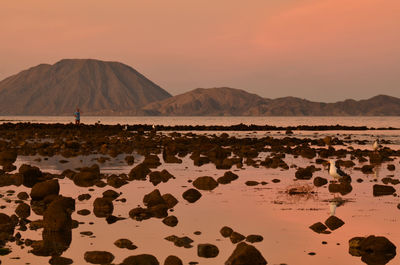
left=0, top=150, right=17, bottom=166
left=128, top=163, right=151, bottom=181
left=73, top=164, right=100, bottom=187
left=93, top=197, right=114, bottom=218
left=43, top=196, right=75, bottom=232
left=198, top=243, right=219, bottom=258
left=225, top=242, right=267, bottom=265
left=19, top=164, right=43, bottom=187
left=15, top=202, right=31, bottom=219
left=84, top=251, right=114, bottom=264
left=193, top=176, right=219, bottom=191
left=349, top=235, right=396, bottom=265
left=30, top=179, right=60, bottom=201
left=182, top=189, right=202, bottom=203
left=122, top=254, right=160, bottom=265
left=143, top=189, right=165, bottom=207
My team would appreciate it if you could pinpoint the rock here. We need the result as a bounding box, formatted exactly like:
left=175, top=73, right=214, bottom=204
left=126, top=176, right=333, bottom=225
left=17, top=192, right=29, bottom=200
left=125, top=155, right=135, bottom=165
left=15, top=203, right=30, bottom=219
left=295, top=167, right=313, bottom=180
left=373, top=184, right=396, bottom=196
left=197, top=243, right=219, bottom=258
left=245, top=181, right=259, bottom=186
left=313, top=177, right=328, bottom=187
left=93, top=197, right=114, bottom=217
left=163, top=216, right=178, bottom=227
left=102, top=189, right=120, bottom=201
left=77, top=193, right=91, bottom=201
left=162, top=194, right=178, bottom=209
left=107, top=174, right=128, bottom=188
left=217, top=171, right=239, bottom=184
left=43, top=196, right=75, bottom=232
left=387, top=164, right=395, bottom=171
left=361, top=165, right=374, bottom=174
left=49, top=256, right=73, bottom=265
left=30, top=179, right=60, bottom=201
left=0, top=150, right=17, bottom=165
left=77, top=209, right=91, bottom=216
left=349, top=235, right=396, bottom=265
left=182, top=189, right=202, bottom=203
left=220, top=226, right=233, bottom=238
left=225, top=242, right=267, bottom=265
left=148, top=204, right=169, bottom=218
left=246, top=235, right=263, bottom=243
left=164, top=255, right=183, bottom=265
left=73, top=164, right=100, bottom=187
left=84, top=251, right=114, bottom=264
left=230, top=231, right=245, bottom=244
left=328, top=183, right=353, bottom=196
left=165, top=235, right=194, bottom=248
left=192, top=176, right=218, bottom=191
left=19, top=164, right=43, bottom=187
left=128, top=163, right=151, bottom=180
left=143, top=155, right=161, bottom=169
left=0, top=213, right=15, bottom=245
left=114, top=238, right=137, bottom=250
left=122, top=254, right=159, bottom=265
left=143, top=189, right=165, bottom=207
left=129, top=207, right=153, bottom=221
left=324, top=216, right=345, bottom=230
left=149, top=170, right=175, bottom=186
left=309, top=222, right=328, bottom=233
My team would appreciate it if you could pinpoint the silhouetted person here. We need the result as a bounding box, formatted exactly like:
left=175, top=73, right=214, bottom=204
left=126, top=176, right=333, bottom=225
left=74, top=108, right=80, bottom=125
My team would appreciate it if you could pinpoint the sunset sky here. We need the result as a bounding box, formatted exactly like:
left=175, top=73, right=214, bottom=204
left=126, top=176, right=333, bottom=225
left=1, top=0, right=399, bottom=101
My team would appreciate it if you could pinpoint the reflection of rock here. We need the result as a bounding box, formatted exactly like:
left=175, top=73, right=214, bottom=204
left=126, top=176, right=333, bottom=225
left=31, top=229, right=72, bottom=256
left=349, top=235, right=396, bottom=265
left=225, top=242, right=267, bottom=265
left=328, top=183, right=353, bottom=196
left=373, top=185, right=396, bottom=196
left=324, top=216, right=345, bottom=230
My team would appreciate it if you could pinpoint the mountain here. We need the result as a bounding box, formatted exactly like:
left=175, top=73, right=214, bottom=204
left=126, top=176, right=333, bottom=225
left=0, top=59, right=171, bottom=115
left=142, top=88, right=400, bottom=116
left=142, top=87, right=270, bottom=116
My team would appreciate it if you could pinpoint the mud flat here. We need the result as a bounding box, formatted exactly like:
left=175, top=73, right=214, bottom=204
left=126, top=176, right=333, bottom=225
left=0, top=123, right=399, bottom=264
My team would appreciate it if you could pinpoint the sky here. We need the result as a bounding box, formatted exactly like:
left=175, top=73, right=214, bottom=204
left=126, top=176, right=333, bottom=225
left=1, top=0, right=399, bottom=102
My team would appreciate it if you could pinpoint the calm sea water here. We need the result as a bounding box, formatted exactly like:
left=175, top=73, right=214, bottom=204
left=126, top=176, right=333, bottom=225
left=0, top=116, right=400, bottom=127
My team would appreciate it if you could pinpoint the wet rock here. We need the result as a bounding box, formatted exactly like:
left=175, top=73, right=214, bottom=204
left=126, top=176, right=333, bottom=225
left=182, top=189, right=202, bottom=203
left=328, top=183, right=353, bottom=196
left=149, top=170, right=175, bottom=186
left=192, top=176, right=218, bottom=191
left=295, top=166, right=315, bottom=180
left=43, top=196, right=75, bottom=232
left=122, top=254, right=159, bottom=265
left=220, top=226, right=233, bottom=238
left=313, top=177, right=328, bottom=187
left=77, top=193, right=91, bottom=201
left=165, top=235, right=194, bottom=248
left=30, top=179, right=60, bottom=201
left=225, top=242, right=267, bottom=265
left=373, top=184, right=396, bottom=196
left=114, top=238, right=137, bottom=250
left=128, top=163, right=151, bottom=181
left=129, top=207, right=153, bottom=221
left=309, top=222, right=328, bottom=234
left=349, top=235, right=396, bottom=265
left=148, top=204, right=169, bottom=218
left=0, top=150, right=17, bottom=166
left=246, top=235, right=263, bottom=243
left=217, top=171, right=239, bottom=184
left=125, top=155, right=135, bottom=165
left=31, top=229, right=72, bottom=256
left=164, top=255, right=183, bottom=265
left=49, top=256, right=73, bottom=265
left=73, top=164, right=100, bottom=187
left=0, top=213, right=15, bottom=246
left=93, top=198, right=113, bottom=218
left=84, top=251, right=114, bottom=264
left=143, top=155, right=161, bottom=169
left=19, top=164, right=43, bottom=188
left=107, top=174, right=128, bottom=188
left=382, top=177, right=400, bottom=185
left=15, top=203, right=30, bottom=219
left=143, top=189, right=165, bottom=207
left=17, top=192, right=29, bottom=200
left=361, top=165, right=374, bottom=174
left=230, top=231, right=245, bottom=244
left=163, top=216, right=178, bottom=227
left=162, top=194, right=178, bottom=209
left=324, top=216, right=345, bottom=230
left=77, top=209, right=91, bottom=216
left=197, top=243, right=219, bottom=258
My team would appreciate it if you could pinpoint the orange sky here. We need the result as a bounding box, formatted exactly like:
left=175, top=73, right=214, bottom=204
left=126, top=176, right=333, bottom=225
left=1, top=0, right=399, bottom=101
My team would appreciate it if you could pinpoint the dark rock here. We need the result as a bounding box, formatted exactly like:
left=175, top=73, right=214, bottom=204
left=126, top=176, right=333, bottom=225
left=125, top=155, right=135, bottom=165
left=143, top=189, right=165, bottom=207
left=192, top=176, right=218, bottom=191
left=84, top=251, right=114, bottom=264
left=313, top=177, right=328, bottom=187
left=128, top=163, right=151, bottom=180
left=225, top=242, right=267, bottom=265
left=165, top=235, right=194, bottom=248
left=129, top=207, right=153, bottom=221
left=19, top=164, right=43, bottom=188
left=77, top=193, right=91, bottom=201
left=114, top=238, right=137, bottom=250
left=182, top=189, right=202, bottom=203
left=164, top=255, right=183, bottom=265
left=217, top=171, right=239, bottom=184
left=93, top=198, right=113, bottom=218
left=17, top=192, right=29, bottom=200
left=161, top=194, right=178, bottom=209
left=197, top=243, right=219, bottom=258
left=0, top=151, right=17, bottom=166
left=230, top=231, right=245, bottom=244
left=295, top=166, right=314, bottom=180
left=30, top=179, right=60, bottom=201
left=373, top=184, right=396, bottom=196
left=15, top=203, right=30, bottom=219
left=102, top=189, right=119, bottom=201
left=220, top=226, right=233, bottom=238
left=309, top=222, right=328, bottom=233
left=122, top=254, right=159, bottom=265
left=245, top=181, right=259, bottom=186
left=149, top=170, right=175, bottom=186
left=77, top=209, right=91, bottom=216
left=328, top=183, right=353, bottom=196
left=324, top=216, right=345, bottom=230
left=148, top=204, right=169, bottom=218
left=162, top=216, right=178, bottom=227
left=246, top=234, right=263, bottom=243
left=73, top=164, right=100, bottom=187
left=349, top=235, right=396, bottom=265
left=361, top=165, right=374, bottom=174
left=387, top=164, right=395, bottom=171
left=43, top=196, right=75, bottom=232
left=49, top=256, right=73, bottom=265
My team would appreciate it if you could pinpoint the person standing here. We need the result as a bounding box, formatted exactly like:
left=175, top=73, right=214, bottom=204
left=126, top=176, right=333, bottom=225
left=74, top=108, right=81, bottom=125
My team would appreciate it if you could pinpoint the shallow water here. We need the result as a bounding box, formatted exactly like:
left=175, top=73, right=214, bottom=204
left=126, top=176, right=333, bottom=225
left=1, top=129, right=399, bottom=265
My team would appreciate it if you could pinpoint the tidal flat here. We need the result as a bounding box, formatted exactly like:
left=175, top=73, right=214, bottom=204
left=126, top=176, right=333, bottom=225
left=0, top=123, right=399, bottom=265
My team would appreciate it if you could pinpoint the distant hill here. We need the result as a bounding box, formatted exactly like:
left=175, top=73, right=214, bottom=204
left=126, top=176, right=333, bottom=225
left=143, top=88, right=400, bottom=116
left=0, top=59, right=171, bottom=115
left=0, top=59, right=399, bottom=116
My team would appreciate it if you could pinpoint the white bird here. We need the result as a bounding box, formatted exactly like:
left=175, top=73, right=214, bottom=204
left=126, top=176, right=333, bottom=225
left=329, top=201, right=337, bottom=216
left=329, top=160, right=348, bottom=180
left=373, top=139, right=379, bottom=151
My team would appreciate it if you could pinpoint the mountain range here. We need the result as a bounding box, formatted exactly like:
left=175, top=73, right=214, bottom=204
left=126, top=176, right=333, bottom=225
left=0, top=59, right=399, bottom=116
